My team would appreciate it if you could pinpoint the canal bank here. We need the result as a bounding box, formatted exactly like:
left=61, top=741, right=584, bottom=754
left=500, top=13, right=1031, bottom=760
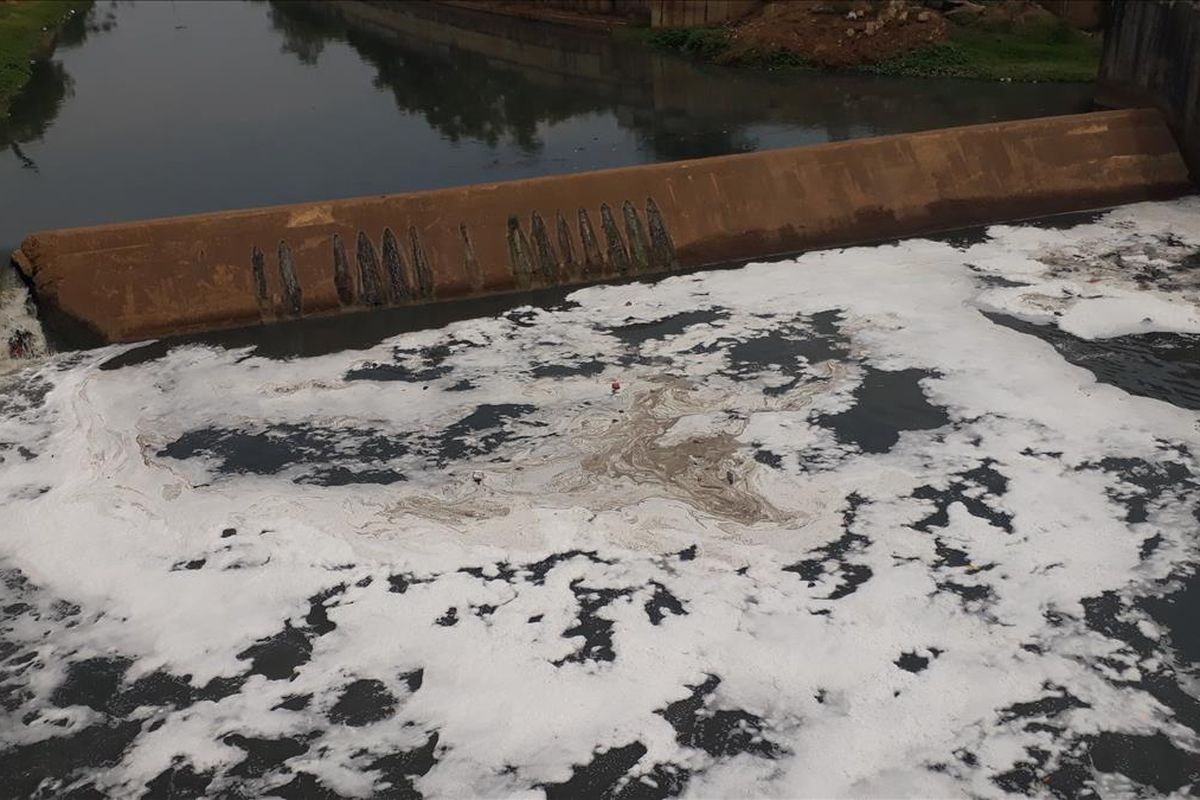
left=0, top=1, right=91, bottom=117
left=428, top=0, right=1105, bottom=82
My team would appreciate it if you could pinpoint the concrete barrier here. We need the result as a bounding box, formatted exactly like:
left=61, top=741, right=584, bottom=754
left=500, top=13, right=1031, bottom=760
left=1098, top=0, right=1200, bottom=182
left=11, top=109, right=1192, bottom=344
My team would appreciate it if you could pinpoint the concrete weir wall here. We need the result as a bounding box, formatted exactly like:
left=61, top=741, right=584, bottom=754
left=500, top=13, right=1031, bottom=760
left=1098, top=0, right=1200, bottom=182
left=11, top=109, right=1192, bottom=345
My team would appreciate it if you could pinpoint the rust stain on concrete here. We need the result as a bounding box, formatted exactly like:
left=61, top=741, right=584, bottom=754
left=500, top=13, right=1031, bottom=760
left=11, top=110, right=1192, bottom=343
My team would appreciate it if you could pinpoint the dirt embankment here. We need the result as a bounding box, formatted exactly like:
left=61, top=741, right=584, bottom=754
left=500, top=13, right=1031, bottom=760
left=728, top=0, right=953, bottom=68
left=649, top=0, right=1101, bottom=81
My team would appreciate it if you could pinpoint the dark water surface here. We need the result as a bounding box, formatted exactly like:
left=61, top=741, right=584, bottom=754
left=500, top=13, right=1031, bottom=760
left=0, top=0, right=1094, bottom=254
left=985, top=312, right=1200, bottom=412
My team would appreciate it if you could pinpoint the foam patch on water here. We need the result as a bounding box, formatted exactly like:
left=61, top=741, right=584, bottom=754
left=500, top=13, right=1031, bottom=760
left=971, top=198, right=1200, bottom=339
left=1, top=199, right=1199, bottom=797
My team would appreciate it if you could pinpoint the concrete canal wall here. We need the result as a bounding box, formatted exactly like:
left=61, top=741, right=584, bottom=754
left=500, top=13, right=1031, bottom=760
left=10, top=108, right=1191, bottom=344
left=1098, top=0, right=1200, bottom=182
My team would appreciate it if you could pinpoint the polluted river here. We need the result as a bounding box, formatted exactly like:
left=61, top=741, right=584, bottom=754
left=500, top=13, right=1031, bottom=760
left=1, top=1, right=1199, bottom=798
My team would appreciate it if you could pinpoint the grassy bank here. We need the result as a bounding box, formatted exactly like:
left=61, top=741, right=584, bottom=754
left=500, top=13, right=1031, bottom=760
left=868, top=18, right=1100, bottom=81
left=0, top=1, right=91, bottom=116
left=641, top=16, right=1100, bottom=82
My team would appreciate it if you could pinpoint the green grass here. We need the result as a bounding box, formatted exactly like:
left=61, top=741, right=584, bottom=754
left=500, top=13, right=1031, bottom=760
left=869, top=18, right=1101, bottom=81
left=638, top=16, right=1100, bottom=82
left=0, top=1, right=91, bottom=116
left=643, top=27, right=734, bottom=62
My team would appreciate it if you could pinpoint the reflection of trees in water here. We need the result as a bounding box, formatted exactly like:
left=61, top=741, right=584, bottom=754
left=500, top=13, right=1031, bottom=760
left=362, top=43, right=606, bottom=152
left=265, top=1, right=752, bottom=158
left=267, top=1, right=327, bottom=66
left=267, top=2, right=613, bottom=154
left=4, top=62, right=73, bottom=170
left=629, top=114, right=758, bottom=162
left=266, top=1, right=1090, bottom=163
left=1, top=2, right=120, bottom=170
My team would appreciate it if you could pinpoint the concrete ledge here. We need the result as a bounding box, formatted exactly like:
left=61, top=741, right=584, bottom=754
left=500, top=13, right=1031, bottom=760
left=1099, top=0, right=1200, bottom=183
left=13, top=109, right=1192, bottom=344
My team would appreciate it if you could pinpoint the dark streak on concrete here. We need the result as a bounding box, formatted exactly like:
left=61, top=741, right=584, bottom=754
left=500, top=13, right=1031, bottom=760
left=332, top=234, right=355, bottom=306
left=646, top=197, right=678, bottom=269
left=556, top=211, right=577, bottom=281
left=277, top=240, right=302, bottom=316
left=356, top=231, right=384, bottom=306
left=623, top=200, right=652, bottom=273
left=251, top=246, right=269, bottom=309
left=600, top=203, right=631, bottom=276
left=381, top=227, right=412, bottom=304
left=530, top=211, right=559, bottom=284
left=577, top=208, right=603, bottom=279
left=460, top=223, right=483, bottom=291
left=507, top=216, right=536, bottom=289
left=409, top=226, right=434, bottom=299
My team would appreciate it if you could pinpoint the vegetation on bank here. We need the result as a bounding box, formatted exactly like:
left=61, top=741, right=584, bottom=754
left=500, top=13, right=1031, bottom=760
left=867, top=17, right=1100, bottom=81
left=642, top=27, right=816, bottom=70
left=641, top=15, right=1101, bottom=82
left=0, top=1, right=91, bottom=116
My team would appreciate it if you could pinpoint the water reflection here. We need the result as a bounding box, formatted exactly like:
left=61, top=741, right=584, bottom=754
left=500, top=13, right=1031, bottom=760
left=0, top=2, right=118, bottom=169
left=267, top=0, right=1094, bottom=161
left=269, top=2, right=613, bottom=154
left=267, top=0, right=327, bottom=66
left=0, top=0, right=1094, bottom=253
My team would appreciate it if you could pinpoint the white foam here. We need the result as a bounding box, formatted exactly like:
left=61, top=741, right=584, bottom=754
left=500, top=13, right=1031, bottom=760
left=1, top=199, right=1198, bottom=797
